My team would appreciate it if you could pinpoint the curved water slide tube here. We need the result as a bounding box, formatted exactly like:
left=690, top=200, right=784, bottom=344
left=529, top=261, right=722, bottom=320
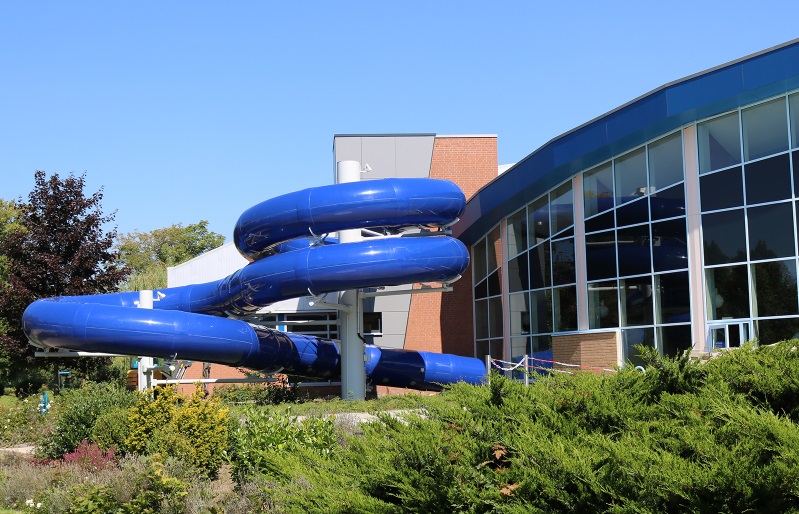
left=23, top=178, right=487, bottom=390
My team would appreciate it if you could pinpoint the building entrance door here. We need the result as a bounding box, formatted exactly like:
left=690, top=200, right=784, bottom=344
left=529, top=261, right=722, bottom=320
left=706, top=321, right=751, bottom=351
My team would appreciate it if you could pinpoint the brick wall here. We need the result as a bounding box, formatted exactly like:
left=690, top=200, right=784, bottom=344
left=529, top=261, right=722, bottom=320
left=177, top=362, right=249, bottom=395
left=404, top=136, right=498, bottom=357
left=552, top=331, right=618, bottom=373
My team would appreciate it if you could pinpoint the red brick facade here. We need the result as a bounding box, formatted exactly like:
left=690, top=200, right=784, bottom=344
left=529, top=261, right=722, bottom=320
left=552, top=331, right=619, bottom=374
left=403, top=136, right=498, bottom=357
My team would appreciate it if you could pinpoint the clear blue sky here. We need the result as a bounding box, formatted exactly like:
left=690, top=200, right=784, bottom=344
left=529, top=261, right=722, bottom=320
left=2, top=1, right=797, bottom=240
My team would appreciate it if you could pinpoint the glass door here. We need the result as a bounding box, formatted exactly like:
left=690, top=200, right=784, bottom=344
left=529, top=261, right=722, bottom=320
left=707, top=321, right=751, bottom=351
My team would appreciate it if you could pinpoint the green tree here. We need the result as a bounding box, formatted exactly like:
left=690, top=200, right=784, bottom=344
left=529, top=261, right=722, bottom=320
left=117, top=221, right=225, bottom=291
left=0, top=171, right=129, bottom=376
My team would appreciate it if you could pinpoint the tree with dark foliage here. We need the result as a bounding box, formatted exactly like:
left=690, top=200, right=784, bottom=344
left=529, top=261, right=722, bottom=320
left=0, top=171, right=129, bottom=387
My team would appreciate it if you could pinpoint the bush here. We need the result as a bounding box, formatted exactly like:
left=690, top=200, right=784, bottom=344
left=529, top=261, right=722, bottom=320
left=37, top=382, right=136, bottom=459
left=213, top=382, right=303, bottom=405
left=91, top=406, right=131, bottom=454
left=127, top=385, right=230, bottom=478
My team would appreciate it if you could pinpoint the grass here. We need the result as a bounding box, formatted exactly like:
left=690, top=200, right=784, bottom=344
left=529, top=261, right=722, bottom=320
left=0, top=395, right=17, bottom=409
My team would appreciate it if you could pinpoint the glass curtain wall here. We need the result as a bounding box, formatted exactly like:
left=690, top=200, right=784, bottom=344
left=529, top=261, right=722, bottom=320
left=504, top=181, right=576, bottom=372
left=699, top=93, right=799, bottom=345
left=473, top=225, right=504, bottom=361
left=582, top=130, right=691, bottom=364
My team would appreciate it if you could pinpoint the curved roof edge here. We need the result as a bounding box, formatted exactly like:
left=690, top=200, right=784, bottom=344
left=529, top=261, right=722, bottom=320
left=454, top=39, right=799, bottom=245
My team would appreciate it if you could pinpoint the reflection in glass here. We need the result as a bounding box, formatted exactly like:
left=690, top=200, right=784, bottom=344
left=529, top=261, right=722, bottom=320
left=616, top=197, right=649, bottom=227
left=622, top=327, right=655, bottom=368
left=617, top=225, right=651, bottom=277
left=650, top=183, right=685, bottom=221
left=530, top=289, right=553, bottom=334
left=791, top=93, right=799, bottom=148
left=487, top=269, right=502, bottom=297
left=529, top=196, right=549, bottom=245
left=588, top=280, right=619, bottom=329
left=473, top=238, right=487, bottom=282
left=529, top=242, right=551, bottom=289
left=702, top=209, right=747, bottom=265
left=531, top=336, right=553, bottom=372
left=507, top=252, right=529, bottom=293
left=620, top=276, right=654, bottom=327
left=586, top=231, right=617, bottom=281
left=550, top=181, right=574, bottom=235
left=509, top=293, right=530, bottom=336
left=748, top=203, right=795, bottom=260
left=651, top=218, right=688, bottom=272
left=756, top=318, right=799, bottom=345
left=752, top=259, right=798, bottom=317
left=698, top=112, right=741, bottom=174
left=648, top=131, right=683, bottom=191
left=742, top=97, right=788, bottom=161
left=553, top=286, right=577, bottom=332
left=700, top=167, right=744, bottom=212
left=507, top=208, right=527, bottom=257
left=585, top=210, right=615, bottom=233
left=487, top=226, right=501, bottom=272
left=552, top=238, right=576, bottom=285
left=584, top=163, right=613, bottom=217
left=475, top=279, right=488, bottom=300
left=489, top=296, right=503, bottom=338
left=705, top=265, right=750, bottom=320
left=476, top=339, right=503, bottom=361
left=475, top=299, right=488, bottom=339
left=510, top=337, right=530, bottom=379
left=658, top=325, right=692, bottom=358
left=614, top=147, right=647, bottom=206
left=744, top=154, right=791, bottom=205
left=655, top=271, right=690, bottom=325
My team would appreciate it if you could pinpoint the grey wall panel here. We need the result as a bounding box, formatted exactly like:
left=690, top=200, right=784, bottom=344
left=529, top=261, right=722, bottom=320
left=396, top=136, right=434, bottom=178
left=361, top=137, right=398, bottom=178
left=368, top=334, right=405, bottom=350
left=333, top=136, right=363, bottom=165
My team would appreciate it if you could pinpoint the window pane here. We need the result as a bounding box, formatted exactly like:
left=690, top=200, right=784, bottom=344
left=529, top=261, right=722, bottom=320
left=586, top=231, right=617, bottom=281
left=508, top=251, right=529, bottom=293
left=509, top=292, right=530, bottom=335
left=475, top=279, right=488, bottom=300
left=648, top=131, right=684, bottom=191
left=700, top=167, right=744, bottom=212
left=620, top=276, right=654, bottom=327
left=614, top=147, right=648, bottom=206
left=529, top=242, right=551, bottom=289
left=553, top=286, right=577, bottom=332
left=616, top=197, right=649, bottom=227
left=752, top=259, right=798, bottom=317
left=622, top=328, right=654, bottom=368
left=698, top=112, right=741, bottom=174
left=790, top=92, right=799, bottom=148
left=655, top=271, right=690, bottom=324
left=658, top=325, right=692, bottom=358
left=588, top=280, right=619, bottom=329
left=507, top=208, right=527, bottom=257
left=473, top=239, right=487, bottom=282
left=552, top=238, right=576, bottom=285
left=510, top=337, right=530, bottom=379
left=529, top=195, right=549, bottom=244
left=584, top=162, right=613, bottom=217
left=617, top=224, right=651, bottom=277
left=475, top=299, right=488, bottom=339
left=756, top=318, right=799, bottom=345
left=550, top=181, right=574, bottom=235
left=705, top=265, right=750, bottom=320
left=585, top=210, right=615, bottom=233
left=489, top=296, right=503, bottom=338
left=487, top=226, right=501, bottom=272
left=650, top=183, right=685, bottom=221
left=702, top=209, right=747, bottom=265
left=477, top=339, right=503, bottom=361
left=530, top=289, right=553, bottom=334
left=531, top=335, right=553, bottom=372
left=748, top=203, right=795, bottom=260
left=487, top=269, right=502, bottom=297
left=652, top=218, right=688, bottom=272
left=744, top=154, right=791, bottom=205
left=742, top=97, right=788, bottom=161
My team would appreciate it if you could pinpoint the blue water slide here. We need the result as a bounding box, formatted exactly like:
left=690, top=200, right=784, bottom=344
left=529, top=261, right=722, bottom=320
left=22, top=178, right=487, bottom=390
